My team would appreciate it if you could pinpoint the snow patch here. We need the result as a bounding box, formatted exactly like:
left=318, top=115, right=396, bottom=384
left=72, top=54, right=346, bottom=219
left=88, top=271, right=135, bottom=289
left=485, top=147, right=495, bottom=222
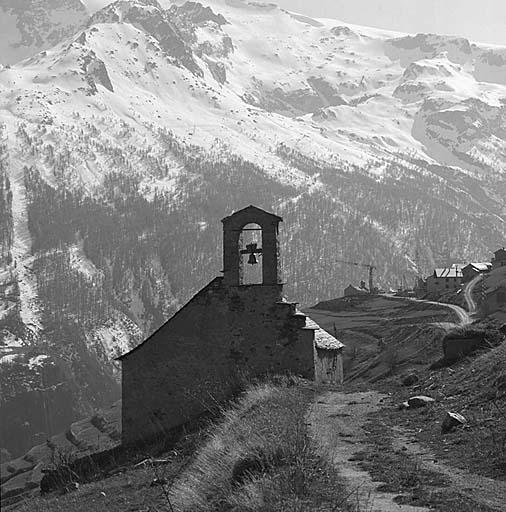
left=69, top=242, right=100, bottom=279
left=89, top=315, right=143, bottom=360
left=0, top=353, right=21, bottom=365
left=28, top=354, right=50, bottom=369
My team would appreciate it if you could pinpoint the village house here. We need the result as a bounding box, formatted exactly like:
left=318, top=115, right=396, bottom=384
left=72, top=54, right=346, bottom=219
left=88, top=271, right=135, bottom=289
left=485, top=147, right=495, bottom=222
left=343, top=284, right=369, bottom=297
left=461, top=262, right=492, bottom=282
left=118, top=206, right=344, bottom=445
left=482, top=284, right=506, bottom=316
left=480, top=265, right=506, bottom=319
left=414, top=277, right=427, bottom=298
left=491, top=248, right=506, bottom=270
left=426, top=267, right=463, bottom=298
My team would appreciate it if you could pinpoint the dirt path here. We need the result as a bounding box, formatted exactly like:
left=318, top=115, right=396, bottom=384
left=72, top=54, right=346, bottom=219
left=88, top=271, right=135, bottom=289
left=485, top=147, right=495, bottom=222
left=463, top=275, right=482, bottom=317
left=309, top=390, right=430, bottom=511
left=309, top=390, right=506, bottom=512
left=389, top=296, right=471, bottom=330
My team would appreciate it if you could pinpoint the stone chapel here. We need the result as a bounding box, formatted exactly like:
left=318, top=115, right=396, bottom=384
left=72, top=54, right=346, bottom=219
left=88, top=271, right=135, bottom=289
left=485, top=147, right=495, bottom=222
left=119, top=205, right=344, bottom=445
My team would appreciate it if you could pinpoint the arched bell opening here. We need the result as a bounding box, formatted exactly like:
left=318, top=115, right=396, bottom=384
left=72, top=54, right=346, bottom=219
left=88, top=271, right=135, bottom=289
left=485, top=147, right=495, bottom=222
left=239, top=223, right=263, bottom=285
left=222, top=205, right=283, bottom=287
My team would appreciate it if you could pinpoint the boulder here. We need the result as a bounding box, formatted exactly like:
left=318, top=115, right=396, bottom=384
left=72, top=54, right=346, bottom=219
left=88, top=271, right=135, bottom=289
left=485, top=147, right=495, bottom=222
left=407, top=395, right=435, bottom=408
left=441, top=412, right=467, bottom=433
left=402, top=373, right=419, bottom=387
left=442, top=331, right=487, bottom=362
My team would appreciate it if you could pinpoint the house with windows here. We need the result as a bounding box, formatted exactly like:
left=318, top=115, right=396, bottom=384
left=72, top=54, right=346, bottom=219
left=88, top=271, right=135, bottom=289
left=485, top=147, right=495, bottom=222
left=426, top=267, right=463, bottom=298
left=118, top=206, right=344, bottom=445
left=482, top=284, right=506, bottom=316
left=491, top=248, right=506, bottom=270
left=462, top=262, right=492, bottom=282
left=480, top=265, right=506, bottom=320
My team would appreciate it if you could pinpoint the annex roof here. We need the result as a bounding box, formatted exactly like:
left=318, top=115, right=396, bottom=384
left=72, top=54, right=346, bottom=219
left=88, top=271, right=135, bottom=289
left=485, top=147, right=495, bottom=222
left=299, top=311, right=345, bottom=350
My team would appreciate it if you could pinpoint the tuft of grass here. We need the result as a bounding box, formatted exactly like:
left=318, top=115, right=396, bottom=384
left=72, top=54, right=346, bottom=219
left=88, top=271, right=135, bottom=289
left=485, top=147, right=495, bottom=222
left=170, top=380, right=350, bottom=511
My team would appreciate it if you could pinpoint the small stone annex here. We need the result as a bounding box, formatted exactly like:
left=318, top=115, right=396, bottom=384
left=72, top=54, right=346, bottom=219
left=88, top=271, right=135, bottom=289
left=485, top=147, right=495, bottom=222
left=118, top=205, right=344, bottom=445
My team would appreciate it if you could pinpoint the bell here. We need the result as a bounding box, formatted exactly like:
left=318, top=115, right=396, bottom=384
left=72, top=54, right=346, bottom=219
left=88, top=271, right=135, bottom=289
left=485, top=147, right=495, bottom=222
left=247, top=253, right=258, bottom=265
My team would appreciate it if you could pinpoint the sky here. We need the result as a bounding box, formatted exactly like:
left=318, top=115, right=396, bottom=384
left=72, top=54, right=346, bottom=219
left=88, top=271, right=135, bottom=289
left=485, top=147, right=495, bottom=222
left=273, top=0, right=506, bottom=46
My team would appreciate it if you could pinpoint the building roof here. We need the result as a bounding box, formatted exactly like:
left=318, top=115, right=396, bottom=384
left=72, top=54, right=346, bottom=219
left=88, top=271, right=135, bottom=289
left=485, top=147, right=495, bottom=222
left=433, top=268, right=463, bottom=278
left=299, top=312, right=345, bottom=350
left=221, top=205, right=283, bottom=224
left=344, top=284, right=368, bottom=294
left=464, top=262, right=492, bottom=272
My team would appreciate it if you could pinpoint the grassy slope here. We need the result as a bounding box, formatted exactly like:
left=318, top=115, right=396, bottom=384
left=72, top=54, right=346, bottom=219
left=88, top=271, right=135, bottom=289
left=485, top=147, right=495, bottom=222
left=310, top=294, right=506, bottom=479
left=8, top=295, right=506, bottom=511
left=9, top=381, right=351, bottom=512
left=383, top=338, right=506, bottom=479
left=8, top=425, right=201, bottom=512
left=170, top=381, right=350, bottom=512
left=306, top=294, right=453, bottom=380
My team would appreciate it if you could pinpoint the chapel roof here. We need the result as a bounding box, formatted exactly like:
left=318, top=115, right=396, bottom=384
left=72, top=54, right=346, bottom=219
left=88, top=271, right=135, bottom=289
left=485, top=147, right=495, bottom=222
left=299, top=311, right=345, bottom=350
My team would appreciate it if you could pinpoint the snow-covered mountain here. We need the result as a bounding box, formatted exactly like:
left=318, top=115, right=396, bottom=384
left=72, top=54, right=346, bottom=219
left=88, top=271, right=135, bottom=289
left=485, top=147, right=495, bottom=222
left=1, top=0, right=505, bottom=458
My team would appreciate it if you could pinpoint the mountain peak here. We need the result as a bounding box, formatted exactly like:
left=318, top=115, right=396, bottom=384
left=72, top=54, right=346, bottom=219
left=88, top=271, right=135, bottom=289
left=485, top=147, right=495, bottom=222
left=88, top=0, right=203, bottom=75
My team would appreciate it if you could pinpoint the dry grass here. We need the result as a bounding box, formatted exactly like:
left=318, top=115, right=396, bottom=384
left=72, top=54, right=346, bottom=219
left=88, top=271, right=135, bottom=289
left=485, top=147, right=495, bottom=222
left=170, top=380, right=350, bottom=511
left=444, top=324, right=503, bottom=344
left=354, top=416, right=498, bottom=512
left=9, top=379, right=350, bottom=512
left=8, top=421, right=203, bottom=511
left=436, top=338, right=506, bottom=475
left=9, top=463, right=181, bottom=512
left=383, top=336, right=506, bottom=480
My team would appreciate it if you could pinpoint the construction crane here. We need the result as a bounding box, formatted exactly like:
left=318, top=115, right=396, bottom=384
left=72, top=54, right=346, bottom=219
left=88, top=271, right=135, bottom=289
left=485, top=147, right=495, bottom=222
left=335, top=259, right=377, bottom=294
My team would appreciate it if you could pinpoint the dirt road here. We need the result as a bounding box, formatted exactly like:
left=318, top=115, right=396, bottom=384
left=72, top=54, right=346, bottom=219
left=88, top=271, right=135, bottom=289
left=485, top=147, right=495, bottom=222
left=309, top=391, right=430, bottom=511
left=309, top=390, right=506, bottom=512
left=390, top=296, right=471, bottom=330
left=407, top=275, right=482, bottom=328
left=463, top=274, right=482, bottom=316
